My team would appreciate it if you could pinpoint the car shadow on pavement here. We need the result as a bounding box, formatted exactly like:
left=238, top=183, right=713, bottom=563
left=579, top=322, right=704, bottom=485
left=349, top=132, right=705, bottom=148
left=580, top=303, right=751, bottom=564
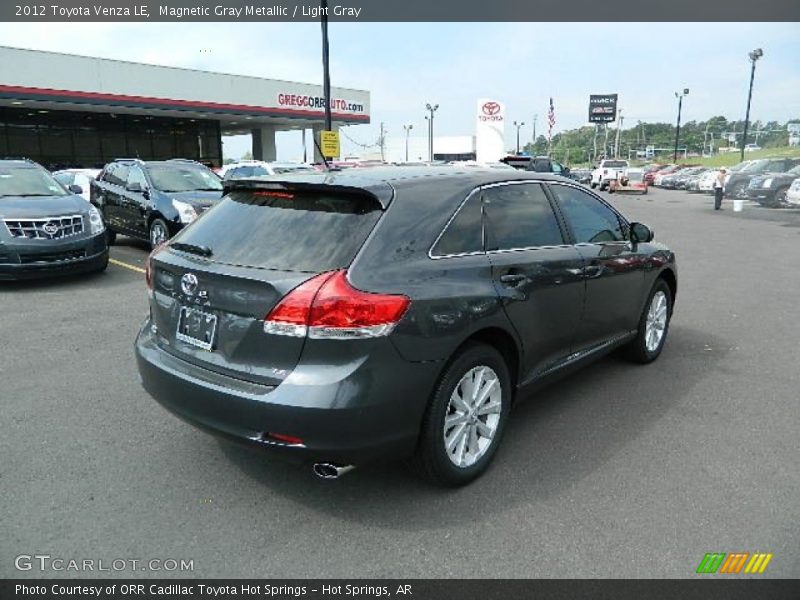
left=216, top=323, right=733, bottom=531
left=0, top=267, right=130, bottom=293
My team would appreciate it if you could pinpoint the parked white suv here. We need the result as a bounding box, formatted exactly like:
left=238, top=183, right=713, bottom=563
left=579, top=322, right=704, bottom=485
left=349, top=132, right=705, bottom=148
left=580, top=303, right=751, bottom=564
left=218, top=160, right=316, bottom=180
left=591, top=159, right=629, bottom=190
left=786, top=177, right=800, bottom=206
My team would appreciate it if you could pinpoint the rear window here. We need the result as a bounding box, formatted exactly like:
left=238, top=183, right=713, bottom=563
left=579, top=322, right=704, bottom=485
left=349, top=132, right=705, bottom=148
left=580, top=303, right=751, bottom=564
left=172, top=189, right=382, bottom=272
left=602, top=161, right=628, bottom=168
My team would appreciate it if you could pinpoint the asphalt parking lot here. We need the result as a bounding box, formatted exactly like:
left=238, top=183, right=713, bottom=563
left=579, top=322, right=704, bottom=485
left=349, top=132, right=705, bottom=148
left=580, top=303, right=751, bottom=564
left=2, top=187, right=798, bottom=579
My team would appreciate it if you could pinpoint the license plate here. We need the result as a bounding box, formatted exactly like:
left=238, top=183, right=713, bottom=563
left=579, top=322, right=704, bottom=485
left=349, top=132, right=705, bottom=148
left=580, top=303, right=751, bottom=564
left=176, top=306, right=217, bottom=350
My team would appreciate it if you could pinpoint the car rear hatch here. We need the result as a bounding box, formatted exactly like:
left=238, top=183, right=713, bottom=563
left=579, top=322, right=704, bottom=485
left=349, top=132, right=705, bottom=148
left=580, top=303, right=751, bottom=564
left=147, top=180, right=390, bottom=387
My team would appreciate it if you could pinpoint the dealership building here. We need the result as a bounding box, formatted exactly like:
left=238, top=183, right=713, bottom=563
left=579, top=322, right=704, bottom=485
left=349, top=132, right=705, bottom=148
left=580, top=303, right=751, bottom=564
left=0, top=46, right=371, bottom=169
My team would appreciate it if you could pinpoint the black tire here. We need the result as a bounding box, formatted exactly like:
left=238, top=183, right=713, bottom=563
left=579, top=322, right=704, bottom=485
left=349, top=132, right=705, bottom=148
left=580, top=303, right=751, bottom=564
left=590, top=182, right=598, bottom=189
left=623, top=278, right=673, bottom=364
left=410, top=342, right=512, bottom=487
left=105, top=228, right=116, bottom=246
left=730, top=183, right=747, bottom=199
left=771, top=187, right=789, bottom=208
left=149, top=217, right=170, bottom=250
left=94, top=253, right=109, bottom=273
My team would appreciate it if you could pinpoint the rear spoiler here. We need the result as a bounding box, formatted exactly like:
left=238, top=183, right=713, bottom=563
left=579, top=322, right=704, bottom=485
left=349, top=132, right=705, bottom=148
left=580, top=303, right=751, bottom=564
left=222, top=178, right=394, bottom=209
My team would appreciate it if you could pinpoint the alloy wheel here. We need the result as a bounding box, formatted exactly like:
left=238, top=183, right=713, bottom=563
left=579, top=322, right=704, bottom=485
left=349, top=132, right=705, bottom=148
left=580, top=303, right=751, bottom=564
left=150, top=221, right=168, bottom=247
left=443, top=366, right=502, bottom=468
left=645, top=291, right=668, bottom=352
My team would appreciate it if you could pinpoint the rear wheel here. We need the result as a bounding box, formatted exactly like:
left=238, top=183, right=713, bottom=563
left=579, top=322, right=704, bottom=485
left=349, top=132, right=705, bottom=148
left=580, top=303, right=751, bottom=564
left=410, top=343, right=511, bottom=487
left=623, top=279, right=673, bottom=364
left=149, top=218, right=170, bottom=249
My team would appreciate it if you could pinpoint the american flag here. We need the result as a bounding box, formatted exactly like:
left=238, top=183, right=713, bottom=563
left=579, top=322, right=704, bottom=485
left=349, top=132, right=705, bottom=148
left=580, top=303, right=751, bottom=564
left=547, top=97, right=556, bottom=142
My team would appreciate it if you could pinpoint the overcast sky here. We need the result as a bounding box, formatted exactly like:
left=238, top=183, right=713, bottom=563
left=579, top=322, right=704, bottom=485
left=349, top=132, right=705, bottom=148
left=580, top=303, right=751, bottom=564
left=2, top=22, right=798, bottom=160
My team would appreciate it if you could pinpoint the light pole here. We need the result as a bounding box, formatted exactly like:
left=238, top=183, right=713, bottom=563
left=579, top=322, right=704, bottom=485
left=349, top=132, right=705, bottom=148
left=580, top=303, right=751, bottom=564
left=673, top=88, right=689, bottom=162
left=614, top=108, right=623, bottom=158
left=741, top=48, right=763, bottom=161
left=513, top=121, right=525, bottom=154
left=403, top=124, right=413, bottom=162
left=320, top=0, right=332, bottom=133
left=425, top=103, right=439, bottom=161
left=532, top=114, right=537, bottom=146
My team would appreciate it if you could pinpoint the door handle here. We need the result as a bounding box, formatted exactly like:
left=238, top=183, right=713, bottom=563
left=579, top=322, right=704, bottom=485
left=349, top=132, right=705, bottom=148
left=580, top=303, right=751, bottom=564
left=499, top=273, right=529, bottom=286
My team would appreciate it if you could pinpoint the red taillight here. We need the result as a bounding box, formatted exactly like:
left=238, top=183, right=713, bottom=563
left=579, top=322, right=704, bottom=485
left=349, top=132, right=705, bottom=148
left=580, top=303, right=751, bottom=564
left=263, top=270, right=410, bottom=339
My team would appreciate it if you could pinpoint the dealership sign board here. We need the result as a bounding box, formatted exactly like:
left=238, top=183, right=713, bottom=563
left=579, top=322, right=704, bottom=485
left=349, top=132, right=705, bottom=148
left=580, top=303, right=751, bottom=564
left=476, top=99, right=505, bottom=163
left=589, top=94, right=618, bottom=123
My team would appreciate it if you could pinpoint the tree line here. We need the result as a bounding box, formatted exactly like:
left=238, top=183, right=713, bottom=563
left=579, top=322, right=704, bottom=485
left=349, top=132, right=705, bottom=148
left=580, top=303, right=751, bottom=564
left=521, top=116, right=800, bottom=165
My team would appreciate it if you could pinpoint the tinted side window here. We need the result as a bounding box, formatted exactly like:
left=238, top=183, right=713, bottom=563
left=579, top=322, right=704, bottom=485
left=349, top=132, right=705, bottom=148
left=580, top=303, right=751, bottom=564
left=104, top=163, right=129, bottom=186
left=483, top=183, right=564, bottom=250
left=127, top=166, right=148, bottom=189
left=551, top=185, right=626, bottom=243
left=432, top=193, right=483, bottom=256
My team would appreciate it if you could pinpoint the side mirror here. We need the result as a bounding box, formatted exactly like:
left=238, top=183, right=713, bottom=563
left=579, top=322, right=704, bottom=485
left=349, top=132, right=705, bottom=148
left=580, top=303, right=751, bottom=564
left=68, top=184, right=83, bottom=195
left=630, top=222, right=654, bottom=243
left=127, top=182, right=145, bottom=193
left=563, top=166, right=570, bottom=175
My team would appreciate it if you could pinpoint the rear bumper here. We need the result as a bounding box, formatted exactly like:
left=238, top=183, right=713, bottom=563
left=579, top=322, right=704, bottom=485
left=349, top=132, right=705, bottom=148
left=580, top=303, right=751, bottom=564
left=135, top=319, right=442, bottom=465
left=0, top=233, right=108, bottom=280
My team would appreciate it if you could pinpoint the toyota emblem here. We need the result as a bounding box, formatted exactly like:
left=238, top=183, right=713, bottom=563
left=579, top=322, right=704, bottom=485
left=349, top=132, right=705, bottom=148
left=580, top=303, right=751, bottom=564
left=482, top=102, right=501, bottom=116
left=181, top=273, right=199, bottom=296
left=43, top=222, right=59, bottom=236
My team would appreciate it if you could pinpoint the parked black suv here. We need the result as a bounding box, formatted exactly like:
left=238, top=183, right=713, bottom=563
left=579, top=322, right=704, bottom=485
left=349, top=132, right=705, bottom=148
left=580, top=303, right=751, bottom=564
left=745, top=164, right=800, bottom=207
left=0, top=159, right=108, bottom=280
left=725, top=158, right=800, bottom=199
left=91, top=159, right=224, bottom=248
left=135, top=167, right=677, bottom=486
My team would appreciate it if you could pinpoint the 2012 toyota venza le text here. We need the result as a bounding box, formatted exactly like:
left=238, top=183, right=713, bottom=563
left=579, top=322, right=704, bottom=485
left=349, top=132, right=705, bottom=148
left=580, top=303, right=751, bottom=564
left=135, top=167, right=677, bottom=486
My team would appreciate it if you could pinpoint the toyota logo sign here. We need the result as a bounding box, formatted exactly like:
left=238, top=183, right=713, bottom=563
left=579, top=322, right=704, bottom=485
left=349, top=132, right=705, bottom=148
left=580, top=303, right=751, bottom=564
left=181, top=273, right=199, bottom=296
left=482, top=102, right=501, bottom=116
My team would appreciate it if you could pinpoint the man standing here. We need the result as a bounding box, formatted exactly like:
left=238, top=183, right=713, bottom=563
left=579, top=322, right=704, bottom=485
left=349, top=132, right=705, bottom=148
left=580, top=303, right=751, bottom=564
left=714, top=168, right=726, bottom=210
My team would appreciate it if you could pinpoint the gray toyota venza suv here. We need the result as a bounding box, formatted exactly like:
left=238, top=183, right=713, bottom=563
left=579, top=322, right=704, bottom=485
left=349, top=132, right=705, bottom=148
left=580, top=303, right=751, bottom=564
left=136, top=167, right=677, bottom=486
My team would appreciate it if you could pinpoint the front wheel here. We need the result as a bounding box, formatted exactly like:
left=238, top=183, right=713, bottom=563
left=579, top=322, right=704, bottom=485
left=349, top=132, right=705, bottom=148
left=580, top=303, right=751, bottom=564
left=410, top=343, right=511, bottom=486
left=623, top=279, right=673, bottom=364
left=771, top=187, right=789, bottom=208
left=149, top=218, right=170, bottom=250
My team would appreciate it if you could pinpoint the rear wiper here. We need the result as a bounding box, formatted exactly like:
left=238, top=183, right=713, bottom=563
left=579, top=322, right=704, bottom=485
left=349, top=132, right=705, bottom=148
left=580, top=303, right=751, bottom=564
left=171, top=242, right=213, bottom=257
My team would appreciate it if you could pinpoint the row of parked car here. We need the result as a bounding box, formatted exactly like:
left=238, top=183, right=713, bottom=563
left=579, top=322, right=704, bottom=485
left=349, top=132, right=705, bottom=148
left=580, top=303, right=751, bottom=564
left=0, top=157, right=324, bottom=279
left=645, top=158, right=800, bottom=208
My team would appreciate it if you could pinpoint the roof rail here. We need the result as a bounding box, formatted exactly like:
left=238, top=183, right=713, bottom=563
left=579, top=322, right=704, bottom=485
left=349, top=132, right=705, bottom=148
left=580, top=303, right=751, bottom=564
left=113, top=157, right=146, bottom=164
left=1, top=156, right=38, bottom=164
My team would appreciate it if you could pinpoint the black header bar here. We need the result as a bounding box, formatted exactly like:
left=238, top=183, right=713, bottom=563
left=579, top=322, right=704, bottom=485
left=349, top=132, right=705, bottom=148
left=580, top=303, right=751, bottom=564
left=2, top=0, right=799, bottom=22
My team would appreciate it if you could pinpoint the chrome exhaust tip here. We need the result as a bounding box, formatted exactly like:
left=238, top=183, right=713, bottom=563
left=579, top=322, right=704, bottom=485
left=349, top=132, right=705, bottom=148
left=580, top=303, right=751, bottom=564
left=313, top=463, right=355, bottom=479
